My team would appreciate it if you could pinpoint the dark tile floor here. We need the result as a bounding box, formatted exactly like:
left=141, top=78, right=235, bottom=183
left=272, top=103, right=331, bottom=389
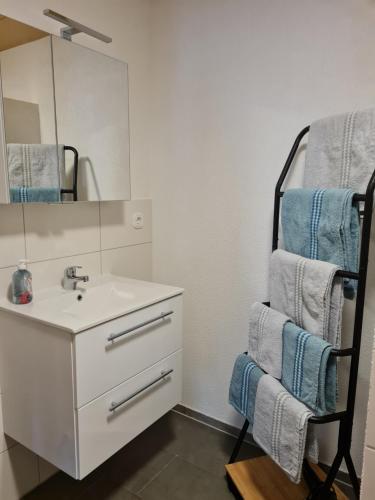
left=23, top=410, right=354, bottom=499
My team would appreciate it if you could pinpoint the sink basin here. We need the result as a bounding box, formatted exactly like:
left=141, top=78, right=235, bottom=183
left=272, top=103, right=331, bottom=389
left=0, top=274, right=183, bottom=333
left=62, top=283, right=135, bottom=318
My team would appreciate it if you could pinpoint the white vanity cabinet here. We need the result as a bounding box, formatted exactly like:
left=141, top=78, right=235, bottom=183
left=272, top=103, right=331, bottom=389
left=0, top=289, right=183, bottom=479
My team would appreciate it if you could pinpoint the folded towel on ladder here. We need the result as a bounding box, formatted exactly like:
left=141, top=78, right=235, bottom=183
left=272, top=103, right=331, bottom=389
left=303, top=108, right=375, bottom=194
left=270, top=249, right=343, bottom=348
left=228, top=353, right=264, bottom=427
left=282, top=322, right=336, bottom=416
left=248, top=302, right=290, bottom=379
left=7, top=144, right=65, bottom=189
left=10, top=187, right=61, bottom=203
left=252, top=374, right=314, bottom=483
left=281, top=188, right=360, bottom=299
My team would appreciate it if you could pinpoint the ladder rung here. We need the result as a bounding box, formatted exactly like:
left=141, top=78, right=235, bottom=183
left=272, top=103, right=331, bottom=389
left=309, top=411, right=346, bottom=424
left=335, top=269, right=359, bottom=280
left=331, top=348, right=354, bottom=357
left=278, top=191, right=365, bottom=203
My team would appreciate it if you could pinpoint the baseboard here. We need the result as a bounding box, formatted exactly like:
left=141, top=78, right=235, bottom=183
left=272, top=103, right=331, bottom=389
left=173, top=404, right=356, bottom=490
left=173, top=404, right=258, bottom=447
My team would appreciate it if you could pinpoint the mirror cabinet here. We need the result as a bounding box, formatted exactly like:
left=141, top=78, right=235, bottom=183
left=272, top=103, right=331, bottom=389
left=0, top=15, right=130, bottom=203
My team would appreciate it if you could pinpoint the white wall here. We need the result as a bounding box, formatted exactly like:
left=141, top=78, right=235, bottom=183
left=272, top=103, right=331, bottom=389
left=149, top=0, right=375, bottom=474
left=361, top=347, right=375, bottom=498
left=0, top=38, right=55, bottom=144
left=0, top=0, right=152, bottom=497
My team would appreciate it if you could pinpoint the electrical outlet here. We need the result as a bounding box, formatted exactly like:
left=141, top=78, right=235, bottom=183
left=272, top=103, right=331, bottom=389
left=132, top=212, right=144, bottom=229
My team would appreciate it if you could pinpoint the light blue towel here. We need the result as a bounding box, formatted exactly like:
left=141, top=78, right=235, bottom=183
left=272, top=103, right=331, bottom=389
left=10, top=187, right=61, bottom=203
left=282, top=188, right=360, bottom=299
left=281, top=322, right=336, bottom=416
left=229, top=353, right=264, bottom=426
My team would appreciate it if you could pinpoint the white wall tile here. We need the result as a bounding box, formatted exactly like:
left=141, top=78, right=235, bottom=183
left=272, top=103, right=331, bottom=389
left=24, top=203, right=100, bottom=262
left=0, top=205, right=25, bottom=268
left=38, top=457, right=58, bottom=483
left=361, top=447, right=375, bottom=500
left=0, top=445, right=39, bottom=499
left=29, top=252, right=101, bottom=291
left=100, top=199, right=152, bottom=250
left=101, top=243, right=152, bottom=281
left=0, top=396, right=16, bottom=453
left=0, top=267, right=16, bottom=301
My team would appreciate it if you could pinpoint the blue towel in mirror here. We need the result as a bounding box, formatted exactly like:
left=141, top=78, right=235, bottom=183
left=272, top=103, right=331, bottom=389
left=281, top=322, right=336, bottom=416
left=10, top=187, right=61, bottom=203
left=229, top=353, right=264, bottom=426
left=281, top=188, right=360, bottom=299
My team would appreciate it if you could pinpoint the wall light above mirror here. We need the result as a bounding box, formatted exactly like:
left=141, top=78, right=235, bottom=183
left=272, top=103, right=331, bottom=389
left=0, top=14, right=130, bottom=203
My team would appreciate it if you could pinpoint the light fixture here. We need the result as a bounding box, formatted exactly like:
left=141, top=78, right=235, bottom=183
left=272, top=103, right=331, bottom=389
left=43, top=9, right=112, bottom=43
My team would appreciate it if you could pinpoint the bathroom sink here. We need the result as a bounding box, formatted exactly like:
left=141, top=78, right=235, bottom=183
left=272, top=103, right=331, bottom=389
left=62, top=282, right=135, bottom=318
left=0, top=274, right=183, bottom=333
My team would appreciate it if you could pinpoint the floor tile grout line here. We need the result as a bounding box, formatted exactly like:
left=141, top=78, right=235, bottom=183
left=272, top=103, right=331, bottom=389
left=171, top=408, right=254, bottom=443
left=136, top=454, right=177, bottom=495
left=167, top=453, right=232, bottom=483
left=172, top=410, right=355, bottom=490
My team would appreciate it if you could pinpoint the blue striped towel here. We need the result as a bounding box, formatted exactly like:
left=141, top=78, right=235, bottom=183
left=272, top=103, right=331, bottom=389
left=281, top=322, right=336, bottom=416
left=10, top=187, right=61, bottom=203
left=281, top=188, right=360, bottom=299
left=229, top=353, right=264, bottom=426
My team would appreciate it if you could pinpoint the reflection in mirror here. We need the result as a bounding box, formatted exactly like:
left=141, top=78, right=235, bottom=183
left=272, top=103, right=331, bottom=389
left=0, top=16, right=63, bottom=203
left=52, top=36, right=130, bottom=201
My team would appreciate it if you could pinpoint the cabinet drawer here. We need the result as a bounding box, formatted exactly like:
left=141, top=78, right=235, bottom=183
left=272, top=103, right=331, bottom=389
left=77, top=350, right=182, bottom=479
left=74, top=295, right=182, bottom=407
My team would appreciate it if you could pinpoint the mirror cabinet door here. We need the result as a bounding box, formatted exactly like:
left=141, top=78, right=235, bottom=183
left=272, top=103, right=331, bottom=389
left=52, top=36, right=131, bottom=202
left=0, top=32, right=61, bottom=203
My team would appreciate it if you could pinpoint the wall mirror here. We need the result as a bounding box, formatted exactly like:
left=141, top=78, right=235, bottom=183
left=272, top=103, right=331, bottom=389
left=0, top=15, right=130, bottom=203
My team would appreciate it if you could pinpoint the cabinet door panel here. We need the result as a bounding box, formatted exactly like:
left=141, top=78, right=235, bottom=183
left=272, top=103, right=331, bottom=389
left=52, top=36, right=130, bottom=201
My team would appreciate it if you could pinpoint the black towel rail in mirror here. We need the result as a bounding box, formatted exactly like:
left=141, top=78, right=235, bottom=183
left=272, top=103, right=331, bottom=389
left=227, top=125, right=375, bottom=500
left=60, top=146, right=78, bottom=201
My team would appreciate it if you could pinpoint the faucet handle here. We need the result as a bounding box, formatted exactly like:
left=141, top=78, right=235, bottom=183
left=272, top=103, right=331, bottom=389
left=65, top=266, right=82, bottom=278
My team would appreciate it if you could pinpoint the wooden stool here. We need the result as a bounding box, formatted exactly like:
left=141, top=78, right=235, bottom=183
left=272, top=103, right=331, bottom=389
left=225, top=456, right=348, bottom=500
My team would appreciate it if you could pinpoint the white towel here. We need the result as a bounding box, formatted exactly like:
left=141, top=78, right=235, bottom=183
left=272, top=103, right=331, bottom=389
left=253, top=374, right=315, bottom=483
left=7, top=144, right=65, bottom=189
left=269, top=250, right=343, bottom=348
left=303, top=109, right=375, bottom=194
left=248, top=302, right=290, bottom=379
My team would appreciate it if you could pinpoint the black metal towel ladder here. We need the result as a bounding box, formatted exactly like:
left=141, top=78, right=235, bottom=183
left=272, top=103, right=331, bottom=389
left=60, top=145, right=79, bottom=201
left=227, top=126, right=375, bottom=500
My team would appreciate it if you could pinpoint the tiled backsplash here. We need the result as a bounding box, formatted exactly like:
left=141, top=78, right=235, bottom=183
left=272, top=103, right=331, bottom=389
left=0, top=199, right=152, bottom=499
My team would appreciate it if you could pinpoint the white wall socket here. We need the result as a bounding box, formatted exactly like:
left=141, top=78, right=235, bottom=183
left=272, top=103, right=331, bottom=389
left=132, top=212, right=144, bottom=229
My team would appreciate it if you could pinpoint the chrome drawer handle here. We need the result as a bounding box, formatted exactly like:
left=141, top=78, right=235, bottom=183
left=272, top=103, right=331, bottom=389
left=107, top=310, right=174, bottom=342
left=109, top=368, right=174, bottom=412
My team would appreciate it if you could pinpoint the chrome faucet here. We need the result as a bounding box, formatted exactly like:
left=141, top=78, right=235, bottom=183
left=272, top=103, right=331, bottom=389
left=63, top=266, right=89, bottom=290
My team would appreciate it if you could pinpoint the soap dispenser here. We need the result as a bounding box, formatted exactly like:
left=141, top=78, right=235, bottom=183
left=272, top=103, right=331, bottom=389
left=12, top=260, right=33, bottom=305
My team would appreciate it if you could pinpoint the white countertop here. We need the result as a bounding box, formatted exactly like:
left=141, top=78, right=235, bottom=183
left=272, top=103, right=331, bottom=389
left=0, top=274, right=183, bottom=333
